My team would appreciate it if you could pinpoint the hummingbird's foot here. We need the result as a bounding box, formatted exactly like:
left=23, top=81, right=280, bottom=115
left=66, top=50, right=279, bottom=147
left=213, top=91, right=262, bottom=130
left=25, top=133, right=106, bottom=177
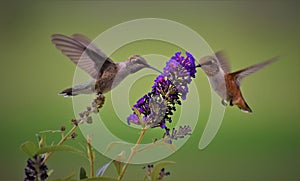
left=221, top=99, right=227, bottom=106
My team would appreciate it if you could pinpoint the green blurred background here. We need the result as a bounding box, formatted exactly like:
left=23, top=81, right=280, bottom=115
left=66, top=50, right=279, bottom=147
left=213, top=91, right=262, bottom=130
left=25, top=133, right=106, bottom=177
left=0, top=1, right=299, bottom=180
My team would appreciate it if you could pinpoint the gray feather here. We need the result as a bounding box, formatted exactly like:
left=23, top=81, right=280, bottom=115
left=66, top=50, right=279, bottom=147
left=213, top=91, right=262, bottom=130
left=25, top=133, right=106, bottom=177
left=60, top=79, right=95, bottom=96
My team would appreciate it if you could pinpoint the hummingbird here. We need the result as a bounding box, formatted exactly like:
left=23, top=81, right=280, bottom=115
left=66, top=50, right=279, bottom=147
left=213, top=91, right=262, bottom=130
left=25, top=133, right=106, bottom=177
left=51, top=34, right=162, bottom=96
left=199, top=51, right=278, bottom=113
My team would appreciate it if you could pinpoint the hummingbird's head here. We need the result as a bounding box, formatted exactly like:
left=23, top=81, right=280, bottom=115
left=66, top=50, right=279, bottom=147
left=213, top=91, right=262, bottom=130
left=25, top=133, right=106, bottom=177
left=198, top=56, right=220, bottom=76
left=126, top=55, right=162, bottom=74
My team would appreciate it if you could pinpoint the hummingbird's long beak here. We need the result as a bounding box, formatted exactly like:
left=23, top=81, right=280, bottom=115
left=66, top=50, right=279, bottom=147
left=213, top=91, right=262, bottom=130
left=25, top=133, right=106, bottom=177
left=148, top=66, right=163, bottom=74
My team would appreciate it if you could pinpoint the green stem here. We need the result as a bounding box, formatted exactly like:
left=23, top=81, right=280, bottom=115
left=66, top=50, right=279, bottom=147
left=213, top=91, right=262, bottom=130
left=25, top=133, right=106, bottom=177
left=42, top=122, right=80, bottom=164
left=136, top=140, right=159, bottom=153
left=87, top=136, right=95, bottom=177
left=118, top=127, right=148, bottom=181
left=38, top=129, right=62, bottom=134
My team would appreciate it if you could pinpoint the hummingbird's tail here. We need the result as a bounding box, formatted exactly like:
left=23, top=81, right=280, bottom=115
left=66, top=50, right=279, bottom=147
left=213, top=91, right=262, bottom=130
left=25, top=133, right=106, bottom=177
left=228, top=56, right=278, bottom=113
left=234, top=96, right=253, bottom=113
left=59, top=80, right=95, bottom=97
left=59, top=88, right=78, bottom=97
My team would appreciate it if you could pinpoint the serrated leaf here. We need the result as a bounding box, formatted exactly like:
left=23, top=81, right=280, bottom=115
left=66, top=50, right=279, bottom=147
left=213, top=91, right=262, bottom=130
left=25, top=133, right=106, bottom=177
left=81, top=176, right=118, bottom=181
left=36, top=145, right=87, bottom=159
left=151, top=161, right=175, bottom=181
left=96, top=160, right=112, bottom=177
left=80, top=167, right=88, bottom=179
left=104, top=142, right=129, bottom=154
left=20, top=141, right=38, bottom=157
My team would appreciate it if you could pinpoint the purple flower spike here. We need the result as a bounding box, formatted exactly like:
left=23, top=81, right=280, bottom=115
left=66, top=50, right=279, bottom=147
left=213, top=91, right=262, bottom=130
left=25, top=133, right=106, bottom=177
left=127, top=113, right=139, bottom=124
left=163, top=52, right=197, bottom=100
left=24, top=155, right=48, bottom=181
left=127, top=52, right=197, bottom=134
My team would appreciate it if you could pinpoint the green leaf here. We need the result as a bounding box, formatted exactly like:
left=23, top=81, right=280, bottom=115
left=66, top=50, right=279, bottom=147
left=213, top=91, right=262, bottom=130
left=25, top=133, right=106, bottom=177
left=113, top=151, right=126, bottom=175
left=80, top=167, right=88, bottom=179
left=113, top=160, right=122, bottom=175
left=52, top=176, right=118, bottom=181
left=36, top=145, right=87, bottom=159
left=81, top=176, right=118, bottom=181
left=150, top=161, right=175, bottom=181
left=51, top=179, right=77, bottom=181
left=51, top=172, right=76, bottom=181
left=20, top=141, right=38, bottom=157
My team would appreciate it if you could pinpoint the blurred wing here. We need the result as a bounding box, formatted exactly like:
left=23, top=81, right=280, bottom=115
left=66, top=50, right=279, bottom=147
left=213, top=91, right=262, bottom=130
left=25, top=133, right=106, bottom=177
left=71, top=34, right=114, bottom=64
left=71, top=34, right=116, bottom=77
left=51, top=34, right=114, bottom=79
left=215, top=51, right=231, bottom=73
left=233, top=56, right=279, bottom=86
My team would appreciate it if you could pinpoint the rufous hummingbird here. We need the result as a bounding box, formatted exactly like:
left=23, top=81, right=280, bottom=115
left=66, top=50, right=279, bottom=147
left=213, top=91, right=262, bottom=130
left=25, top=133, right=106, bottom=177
left=51, top=34, right=162, bottom=96
left=199, top=51, right=278, bottom=113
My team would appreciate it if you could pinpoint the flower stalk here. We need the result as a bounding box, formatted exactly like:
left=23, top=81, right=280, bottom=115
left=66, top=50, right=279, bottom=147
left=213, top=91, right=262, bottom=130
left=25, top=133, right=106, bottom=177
left=42, top=121, right=81, bottom=164
left=121, top=52, right=196, bottom=180
left=118, top=126, right=148, bottom=181
left=87, top=136, right=95, bottom=177
left=41, top=94, right=105, bottom=165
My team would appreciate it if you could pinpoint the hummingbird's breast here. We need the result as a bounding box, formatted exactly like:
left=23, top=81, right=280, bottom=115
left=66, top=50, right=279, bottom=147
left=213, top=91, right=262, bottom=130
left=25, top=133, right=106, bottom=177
left=207, top=70, right=227, bottom=99
left=95, top=62, right=129, bottom=93
left=224, top=74, right=241, bottom=102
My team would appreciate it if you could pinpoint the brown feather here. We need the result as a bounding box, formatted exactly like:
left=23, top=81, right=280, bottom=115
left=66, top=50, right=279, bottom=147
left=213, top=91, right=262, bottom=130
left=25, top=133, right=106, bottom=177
left=95, top=63, right=118, bottom=93
left=225, top=73, right=252, bottom=113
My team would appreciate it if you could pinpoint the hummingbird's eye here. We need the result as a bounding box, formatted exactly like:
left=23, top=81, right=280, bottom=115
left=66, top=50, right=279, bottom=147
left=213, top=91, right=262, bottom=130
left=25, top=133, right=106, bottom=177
left=132, top=58, right=141, bottom=63
left=202, top=60, right=213, bottom=66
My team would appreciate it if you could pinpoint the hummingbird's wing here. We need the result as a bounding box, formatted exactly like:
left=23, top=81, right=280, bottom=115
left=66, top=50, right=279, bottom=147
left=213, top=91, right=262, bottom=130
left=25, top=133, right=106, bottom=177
left=71, top=34, right=113, bottom=64
left=215, top=51, right=231, bottom=73
left=51, top=34, right=115, bottom=79
left=232, top=56, right=278, bottom=86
